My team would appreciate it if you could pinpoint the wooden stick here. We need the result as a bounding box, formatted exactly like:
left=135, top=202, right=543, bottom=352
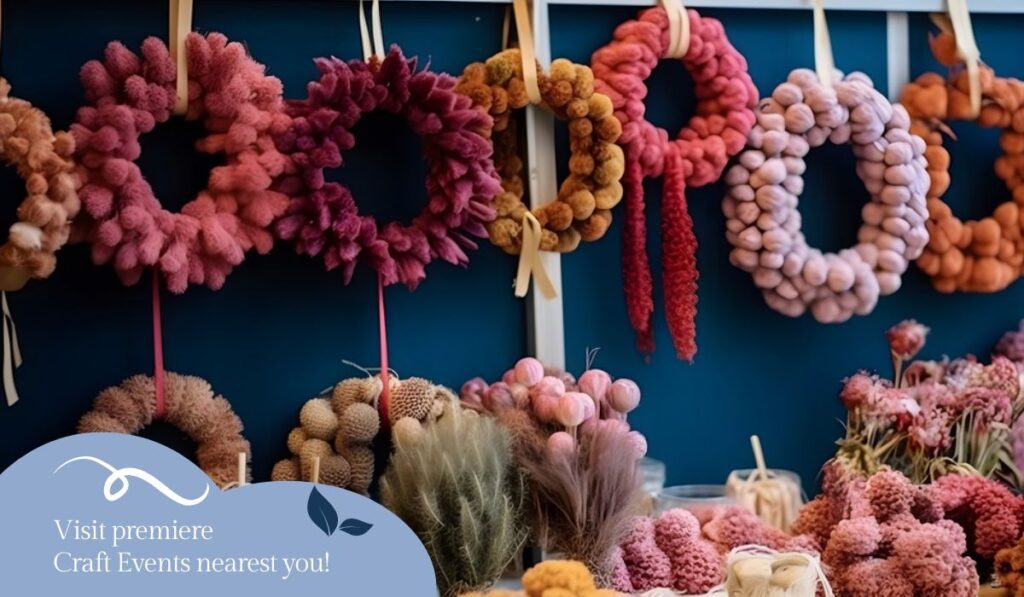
left=312, top=455, right=321, bottom=485
left=237, top=452, right=246, bottom=488
left=751, top=435, right=769, bottom=482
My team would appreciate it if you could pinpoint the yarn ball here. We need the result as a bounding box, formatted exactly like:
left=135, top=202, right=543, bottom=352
left=514, top=357, right=546, bottom=387
left=273, top=46, right=501, bottom=289
left=724, top=69, right=929, bottom=322
left=319, top=454, right=352, bottom=488
left=286, top=426, right=307, bottom=455
left=578, top=369, right=612, bottom=402
left=556, top=392, right=589, bottom=428
left=331, top=376, right=380, bottom=413
left=609, top=379, right=641, bottom=414
left=77, top=372, right=252, bottom=488
left=389, top=377, right=438, bottom=423
left=0, top=79, right=79, bottom=280
left=591, top=7, right=758, bottom=361
left=344, top=445, right=375, bottom=495
left=71, top=34, right=291, bottom=293
left=339, top=402, right=380, bottom=443
left=547, top=430, right=577, bottom=455
left=299, top=438, right=332, bottom=481
left=903, top=33, right=1024, bottom=293
left=271, top=457, right=300, bottom=481
left=299, top=398, right=338, bottom=440
left=454, top=50, right=624, bottom=255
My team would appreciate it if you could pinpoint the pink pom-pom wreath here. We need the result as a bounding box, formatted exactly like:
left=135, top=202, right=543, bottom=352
left=514, top=357, right=545, bottom=387
left=723, top=70, right=929, bottom=322
left=609, top=378, right=641, bottom=414
left=273, top=47, right=501, bottom=289
left=591, top=6, right=757, bottom=360
left=578, top=368, right=612, bottom=402
left=71, top=34, right=291, bottom=293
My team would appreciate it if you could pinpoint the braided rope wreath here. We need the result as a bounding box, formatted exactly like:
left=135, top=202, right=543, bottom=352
left=0, top=80, right=79, bottom=280
left=77, top=372, right=251, bottom=488
left=453, top=49, right=624, bottom=255
left=902, top=32, right=1024, bottom=293
left=273, top=47, right=501, bottom=288
left=591, top=7, right=757, bottom=360
left=71, top=33, right=291, bottom=293
left=724, top=70, right=930, bottom=322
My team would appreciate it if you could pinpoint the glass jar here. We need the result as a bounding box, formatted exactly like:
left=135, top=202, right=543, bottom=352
left=654, top=484, right=736, bottom=517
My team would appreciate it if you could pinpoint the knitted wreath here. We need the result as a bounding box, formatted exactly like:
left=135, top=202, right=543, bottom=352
left=0, top=80, right=79, bottom=280
left=77, top=372, right=251, bottom=488
left=903, top=32, right=1024, bottom=293
left=454, top=49, right=624, bottom=255
left=71, top=33, right=291, bottom=293
left=723, top=70, right=930, bottom=322
left=271, top=374, right=454, bottom=494
left=273, top=47, right=501, bottom=288
left=591, top=7, right=757, bottom=360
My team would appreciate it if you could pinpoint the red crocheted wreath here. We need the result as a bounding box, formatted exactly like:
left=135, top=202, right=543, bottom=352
left=591, top=7, right=757, bottom=361
left=71, top=33, right=291, bottom=293
left=273, top=46, right=501, bottom=288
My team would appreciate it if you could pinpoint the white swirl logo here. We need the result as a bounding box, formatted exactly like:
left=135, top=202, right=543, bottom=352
left=54, top=456, right=210, bottom=507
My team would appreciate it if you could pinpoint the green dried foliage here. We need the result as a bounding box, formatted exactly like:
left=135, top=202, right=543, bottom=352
left=381, top=406, right=528, bottom=597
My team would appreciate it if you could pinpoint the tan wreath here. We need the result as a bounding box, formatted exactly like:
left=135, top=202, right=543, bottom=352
left=454, top=49, right=624, bottom=254
left=0, top=79, right=78, bottom=286
left=77, top=373, right=251, bottom=488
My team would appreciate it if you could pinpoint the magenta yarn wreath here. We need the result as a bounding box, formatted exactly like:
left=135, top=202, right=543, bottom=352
left=273, top=46, right=501, bottom=289
left=71, top=33, right=291, bottom=293
left=591, top=7, right=757, bottom=361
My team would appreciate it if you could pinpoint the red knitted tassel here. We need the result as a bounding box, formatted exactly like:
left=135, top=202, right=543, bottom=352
left=661, top=150, right=698, bottom=362
left=622, top=155, right=655, bottom=354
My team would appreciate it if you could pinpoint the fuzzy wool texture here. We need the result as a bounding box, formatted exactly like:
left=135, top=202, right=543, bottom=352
left=725, top=69, right=930, bottom=323
left=382, top=405, right=527, bottom=597
left=590, top=7, right=757, bottom=361
left=459, top=560, right=622, bottom=597
left=904, top=32, right=1024, bottom=293
left=454, top=50, right=623, bottom=255
left=71, top=33, right=291, bottom=293
left=76, top=372, right=251, bottom=488
left=273, top=46, right=501, bottom=289
left=932, top=472, right=1024, bottom=561
left=0, top=79, right=80, bottom=278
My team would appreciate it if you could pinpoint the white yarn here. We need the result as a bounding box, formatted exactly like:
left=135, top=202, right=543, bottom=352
left=8, top=222, right=42, bottom=251
left=695, top=545, right=833, bottom=597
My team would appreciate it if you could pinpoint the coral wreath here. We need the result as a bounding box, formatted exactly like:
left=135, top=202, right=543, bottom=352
left=273, top=46, right=501, bottom=289
left=77, top=372, right=252, bottom=489
left=454, top=49, right=625, bottom=255
left=0, top=80, right=80, bottom=279
left=903, top=32, right=1024, bottom=293
left=590, top=7, right=758, bottom=361
left=724, top=70, right=929, bottom=323
left=71, top=33, right=292, bottom=293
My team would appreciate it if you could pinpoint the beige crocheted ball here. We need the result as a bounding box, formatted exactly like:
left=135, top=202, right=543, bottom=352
left=299, top=398, right=338, bottom=440
left=331, top=377, right=381, bottom=413
left=392, top=416, right=426, bottom=447
left=299, top=438, right=333, bottom=481
left=344, top=445, right=375, bottom=494
left=286, top=427, right=307, bottom=455
left=340, top=402, right=380, bottom=443
left=389, top=377, right=436, bottom=423
left=319, top=454, right=352, bottom=488
left=271, top=457, right=300, bottom=481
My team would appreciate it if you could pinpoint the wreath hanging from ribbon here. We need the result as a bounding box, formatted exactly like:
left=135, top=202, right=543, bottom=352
left=902, top=25, right=1024, bottom=293
left=590, top=4, right=757, bottom=360
left=77, top=372, right=252, bottom=489
left=70, top=33, right=292, bottom=293
left=272, top=46, right=502, bottom=289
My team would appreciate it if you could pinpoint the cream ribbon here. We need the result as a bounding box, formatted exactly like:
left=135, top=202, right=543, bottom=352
left=2, top=291, right=21, bottom=406
left=658, top=0, right=690, bottom=59
left=812, top=0, right=836, bottom=88
left=511, top=0, right=541, bottom=105
left=359, top=0, right=385, bottom=62
left=169, top=0, right=193, bottom=116
left=932, top=0, right=982, bottom=118
left=514, top=212, right=556, bottom=299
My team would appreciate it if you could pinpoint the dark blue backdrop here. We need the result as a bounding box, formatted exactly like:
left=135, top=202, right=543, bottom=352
left=0, top=1, right=1022, bottom=492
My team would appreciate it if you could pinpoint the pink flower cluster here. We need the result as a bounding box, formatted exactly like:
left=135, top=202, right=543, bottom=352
left=460, top=357, right=646, bottom=456
left=72, top=34, right=291, bottom=293
left=886, top=319, right=929, bottom=359
left=273, top=46, right=501, bottom=289
left=799, top=468, right=979, bottom=596
left=932, top=473, right=1024, bottom=560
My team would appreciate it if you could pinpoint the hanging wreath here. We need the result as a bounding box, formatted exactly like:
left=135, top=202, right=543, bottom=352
left=0, top=80, right=79, bottom=281
left=590, top=6, right=757, bottom=360
left=70, top=33, right=292, bottom=293
left=903, top=32, right=1024, bottom=293
left=77, top=372, right=251, bottom=488
left=272, top=47, right=501, bottom=289
left=453, top=48, right=624, bottom=255
left=723, top=70, right=930, bottom=322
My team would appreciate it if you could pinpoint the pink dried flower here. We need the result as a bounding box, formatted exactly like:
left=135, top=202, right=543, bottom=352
left=958, top=386, right=1012, bottom=428
left=840, top=372, right=877, bottom=410
left=995, top=320, right=1024, bottom=364
left=886, top=319, right=929, bottom=359
left=932, top=473, right=1024, bottom=560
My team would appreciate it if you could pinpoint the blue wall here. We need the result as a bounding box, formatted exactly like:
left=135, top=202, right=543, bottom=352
left=1, top=2, right=1023, bottom=492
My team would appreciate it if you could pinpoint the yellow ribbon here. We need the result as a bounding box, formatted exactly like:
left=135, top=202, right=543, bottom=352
left=511, top=0, right=541, bottom=105
left=169, top=0, right=193, bottom=116
left=658, top=0, right=690, bottom=59
left=359, top=0, right=385, bottom=62
left=514, top=212, right=557, bottom=300
left=812, top=0, right=836, bottom=88
left=932, top=0, right=982, bottom=118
